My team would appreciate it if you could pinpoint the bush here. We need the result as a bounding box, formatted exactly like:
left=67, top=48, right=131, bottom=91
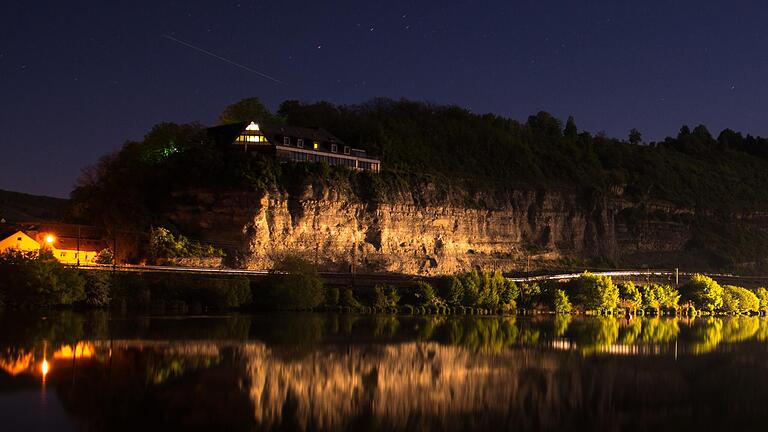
left=95, top=249, right=114, bottom=265
left=554, top=289, right=572, bottom=314
left=755, top=287, right=768, bottom=313
left=618, top=281, right=642, bottom=311
left=640, top=283, right=680, bottom=314
left=341, top=289, right=363, bottom=310
left=0, top=250, right=85, bottom=307
left=83, top=271, right=111, bottom=306
left=564, top=272, right=618, bottom=312
left=722, top=285, right=760, bottom=314
left=112, top=272, right=251, bottom=309
left=682, top=274, right=724, bottom=312
left=373, top=284, right=400, bottom=309
left=437, top=276, right=464, bottom=306
left=325, top=287, right=340, bottom=307
left=258, top=256, right=324, bottom=310
left=413, top=281, right=441, bottom=306
left=518, top=282, right=542, bottom=310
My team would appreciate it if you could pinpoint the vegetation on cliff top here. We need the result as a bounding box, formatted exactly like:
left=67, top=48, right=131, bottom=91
left=71, top=96, right=768, bottom=227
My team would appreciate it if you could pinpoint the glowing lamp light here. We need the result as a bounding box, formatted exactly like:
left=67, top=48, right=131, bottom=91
left=45, top=235, right=55, bottom=244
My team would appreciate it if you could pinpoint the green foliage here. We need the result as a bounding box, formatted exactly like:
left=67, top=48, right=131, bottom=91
left=341, top=289, right=363, bottom=309
left=682, top=274, right=724, bottom=312
left=437, top=276, right=464, bottom=306
left=373, top=284, right=400, bottom=309
left=82, top=271, right=111, bottom=307
left=754, top=287, right=768, bottom=312
left=112, top=272, right=251, bottom=309
left=518, top=282, right=541, bottom=310
left=640, top=284, right=680, bottom=312
left=554, top=289, right=572, bottom=314
left=413, top=281, right=441, bottom=307
left=569, top=272, right=619, bottom=312
left=258, top=256, right=325, bottom=310
left=94, top=248, right=114, bottom=264
left=722, top=285, right=760, bottom=314
left=325, top=287, right=340, bottom=307
left=218, top=97, right=277, bottom=125
left=618, top=281, right=642, bottom=310
left=150, top=227, right=224, bottom=260
left=0, top=250, right=85, bottom=307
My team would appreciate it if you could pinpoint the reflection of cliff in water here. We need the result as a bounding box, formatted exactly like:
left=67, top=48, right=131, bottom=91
left=4, top=314, right=768, bottom=431
left=241, top=336, right=768, bottom=431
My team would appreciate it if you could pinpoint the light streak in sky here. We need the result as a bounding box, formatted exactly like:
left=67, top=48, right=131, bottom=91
left=162, top=34, right=283, bottom=84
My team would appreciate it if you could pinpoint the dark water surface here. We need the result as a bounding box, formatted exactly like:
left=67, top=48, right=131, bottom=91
left=1, top=311, right=768, bottom=431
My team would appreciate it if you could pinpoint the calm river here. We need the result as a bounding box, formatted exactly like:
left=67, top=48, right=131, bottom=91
left=1, top=311, right=767, bottom=431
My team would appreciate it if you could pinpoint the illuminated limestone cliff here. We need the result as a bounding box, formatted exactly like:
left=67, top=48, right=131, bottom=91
left=164, top=184, right=701, bottom=274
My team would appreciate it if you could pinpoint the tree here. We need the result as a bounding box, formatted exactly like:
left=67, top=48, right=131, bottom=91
left=218, top=97, right=276, bottom=124
left=413, top=281, right=441, bottom=307
left=682, top=274, right=723, bottom=312
left=618, top=281, right=642, bottom=311
left=754, top=287, right=768, bottom=313
left=570, top=272, right=619, bottom=312
left=438, top=276, right=464, bottom=306
left=263, top=256, right=325, bottom=309
left=564, top=116, right=578, bottom=139
left=628, top=128, right=642, bottom=145
left=722, top=285, right=760, bottom=314
left=0, top=250, right=85, bottom=307
left=554, top=289, right=572, bottom=314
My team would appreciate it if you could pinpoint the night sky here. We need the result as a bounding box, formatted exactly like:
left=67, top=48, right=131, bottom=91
left=2, top=0, right=768, bottom=197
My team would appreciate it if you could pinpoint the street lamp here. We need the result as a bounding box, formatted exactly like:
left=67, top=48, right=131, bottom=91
left=45, top=234, right=55, bottom=245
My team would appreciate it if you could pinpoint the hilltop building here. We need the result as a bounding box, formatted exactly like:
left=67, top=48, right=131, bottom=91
left=208, top=121, right=381, bottom=172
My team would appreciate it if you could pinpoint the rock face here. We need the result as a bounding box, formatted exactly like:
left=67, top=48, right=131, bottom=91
left=163, top=184, right=702, bottom=275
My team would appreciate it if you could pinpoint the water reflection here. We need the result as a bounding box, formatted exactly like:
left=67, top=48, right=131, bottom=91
left=2, top=312, right=768, bottom=430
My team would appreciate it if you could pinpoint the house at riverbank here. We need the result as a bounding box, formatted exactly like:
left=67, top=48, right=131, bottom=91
left=0, top=228, right=106, bottom=265
left=208, top=121, right=381, bottom=172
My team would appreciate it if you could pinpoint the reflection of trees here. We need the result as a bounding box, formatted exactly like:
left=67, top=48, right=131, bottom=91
left=566, top=317, right=619, bottom=354
left=686, top=317, right=761, bottom=354
left=553, top=315, right=571, bottom=338
left=689, top=318, right=724, bottom=354
left=640, top=318, right=680, bottom=344
left=721, top=316, right=759, bottom=344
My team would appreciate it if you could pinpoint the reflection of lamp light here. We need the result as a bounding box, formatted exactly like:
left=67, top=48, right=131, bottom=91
left=45, top=234, right=55, bottom=244
left=41, top=359, right=50, bottom=377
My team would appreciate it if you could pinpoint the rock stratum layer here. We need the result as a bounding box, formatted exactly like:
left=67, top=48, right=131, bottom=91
left=159, top=182, right=756, bottom=274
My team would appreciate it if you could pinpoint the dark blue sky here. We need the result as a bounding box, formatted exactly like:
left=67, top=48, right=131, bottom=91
left=2, top=0, right=768, bottom=197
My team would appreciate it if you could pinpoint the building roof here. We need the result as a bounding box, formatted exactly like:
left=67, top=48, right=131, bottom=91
left=53, top=237, right=106, bottom=252
left=207, top=121, right=346, bottom=146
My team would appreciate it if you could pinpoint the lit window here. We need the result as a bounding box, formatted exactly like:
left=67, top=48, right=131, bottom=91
left=331, top=144, right=338, bottom=153
left=313, top=142, right=319, bottom=150
left=283, top=136, right=291, bottom=146
left=297, top=139, right=304, bottom=148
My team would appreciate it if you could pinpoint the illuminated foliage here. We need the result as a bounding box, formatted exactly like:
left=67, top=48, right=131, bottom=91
left=682, top=274, right=724, bottom=312
left=722, top=285, right=760, bottom=314
left=569, top=272, right=619, bottom=312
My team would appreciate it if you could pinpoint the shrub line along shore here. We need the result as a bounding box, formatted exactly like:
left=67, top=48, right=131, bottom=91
left=1, top=250, right=766, bottom=316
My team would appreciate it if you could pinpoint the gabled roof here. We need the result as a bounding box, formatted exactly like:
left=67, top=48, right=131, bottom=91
left=1, top=230, right=38, bottom=244
left=53, top=237, right=106, bottom=252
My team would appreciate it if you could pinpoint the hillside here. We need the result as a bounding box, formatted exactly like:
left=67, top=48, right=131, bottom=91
left=0, top=189, right=68, bottom=223
left=68, top=97, right=768, bottom=273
